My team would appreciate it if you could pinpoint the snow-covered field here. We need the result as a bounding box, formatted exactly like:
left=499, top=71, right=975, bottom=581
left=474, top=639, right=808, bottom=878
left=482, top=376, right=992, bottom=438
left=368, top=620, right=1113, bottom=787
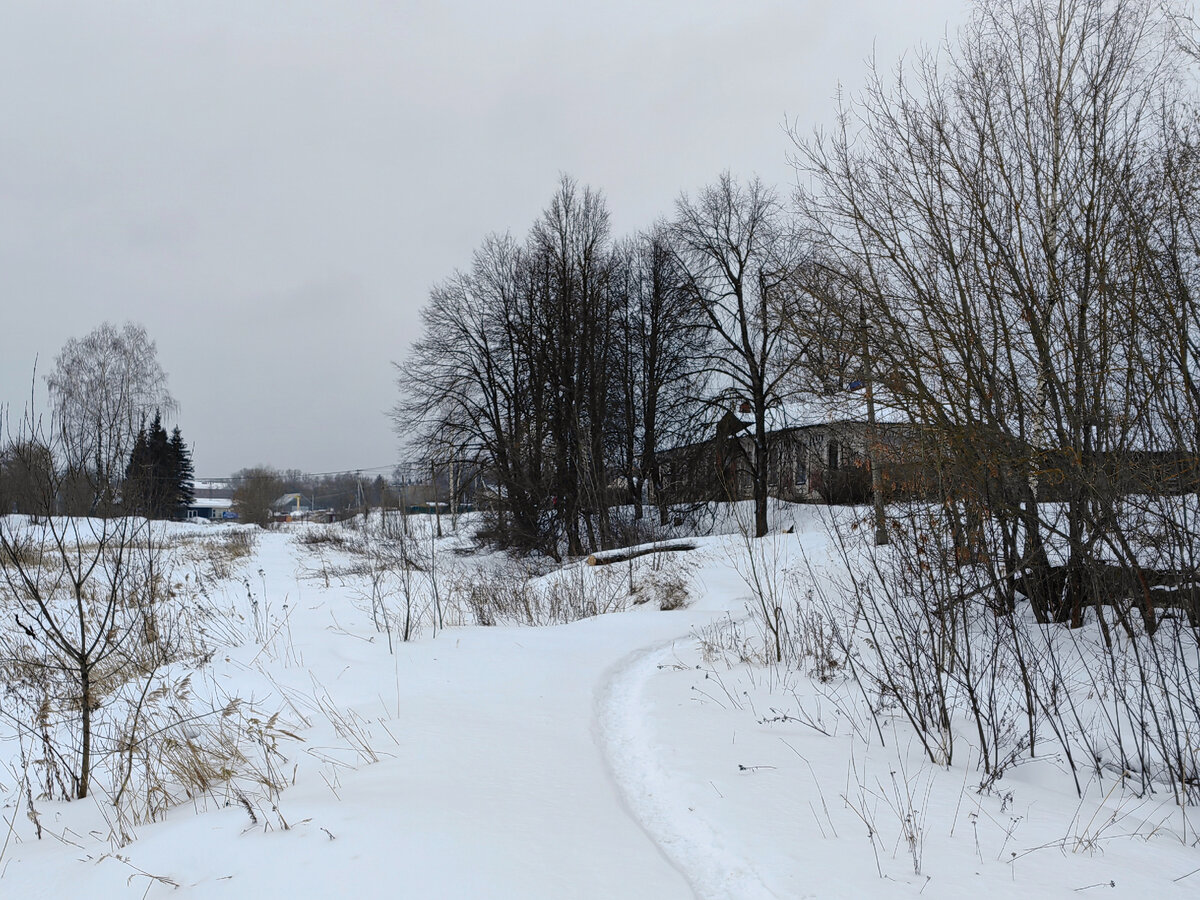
left=2, top=509, right=1198, bottom=898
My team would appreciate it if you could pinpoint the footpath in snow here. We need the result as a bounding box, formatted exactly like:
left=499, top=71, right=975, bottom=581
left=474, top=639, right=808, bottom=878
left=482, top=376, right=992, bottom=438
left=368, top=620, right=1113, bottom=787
left=0, top=526, right=758, bottom=899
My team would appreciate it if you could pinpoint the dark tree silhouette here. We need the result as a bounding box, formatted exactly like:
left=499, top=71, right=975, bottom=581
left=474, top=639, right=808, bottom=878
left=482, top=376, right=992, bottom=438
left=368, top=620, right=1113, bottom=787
left=124, top=413, right=194, bottom=519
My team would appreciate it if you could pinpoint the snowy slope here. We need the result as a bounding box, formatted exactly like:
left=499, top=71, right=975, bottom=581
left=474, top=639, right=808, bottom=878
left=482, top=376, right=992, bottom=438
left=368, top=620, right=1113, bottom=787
left=2, top=517, right=1198, bottom=898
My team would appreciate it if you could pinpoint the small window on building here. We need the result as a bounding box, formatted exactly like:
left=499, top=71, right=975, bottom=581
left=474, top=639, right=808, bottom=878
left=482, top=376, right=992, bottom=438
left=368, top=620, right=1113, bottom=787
left=828, top=440, right=839, bottom=471
left=795, top=458, right=808, bottom=487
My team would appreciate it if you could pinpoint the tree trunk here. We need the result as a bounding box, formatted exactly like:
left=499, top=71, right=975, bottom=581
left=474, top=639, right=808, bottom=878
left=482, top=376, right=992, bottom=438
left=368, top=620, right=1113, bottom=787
left=78, top=664, right=91, bottom=799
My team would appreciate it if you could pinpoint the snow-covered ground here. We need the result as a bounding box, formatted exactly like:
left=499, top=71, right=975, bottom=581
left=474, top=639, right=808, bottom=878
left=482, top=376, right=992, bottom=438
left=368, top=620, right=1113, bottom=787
left=1, top=510, right=1198, bottom=898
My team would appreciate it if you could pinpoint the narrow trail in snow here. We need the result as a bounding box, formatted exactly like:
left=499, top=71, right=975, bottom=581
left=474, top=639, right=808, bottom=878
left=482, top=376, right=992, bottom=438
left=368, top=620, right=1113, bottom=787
left=594, top=633, right=778, bottom=900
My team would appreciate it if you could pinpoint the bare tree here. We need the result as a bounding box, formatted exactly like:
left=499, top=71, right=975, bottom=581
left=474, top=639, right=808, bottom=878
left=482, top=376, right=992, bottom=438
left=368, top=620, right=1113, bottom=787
left=0, top=437, right=56, bottom=516
left=612, top=225, right=710, bottom=525
left=45, top=322, right=175, bottom=514
left=400, top=177, right=628, bottom=557
left=528, top=175, right=617, bottom=554
left=0, top=409, right=166, bottom=800
left=672, top=173, right=802, bottom=537
left=231, top=467, right=284, bottom=527
left=795, top=0, right=1200, bottom=620
left=398, top=232, right=555, bottom=552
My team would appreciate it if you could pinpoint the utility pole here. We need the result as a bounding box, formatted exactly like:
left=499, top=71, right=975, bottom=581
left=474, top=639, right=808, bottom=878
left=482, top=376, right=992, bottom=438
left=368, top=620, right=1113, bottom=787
left=862, top=302, right=889, bottom=546
left=401, top=467, right=410, bottom=536
left=431, top=459, right=442, bottom=539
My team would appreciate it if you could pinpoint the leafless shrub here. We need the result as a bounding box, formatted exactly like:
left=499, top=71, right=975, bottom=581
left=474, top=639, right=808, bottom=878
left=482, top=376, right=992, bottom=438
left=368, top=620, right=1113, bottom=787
left=178, top=527, right=259, bottom=583
left=97, top=676, right=296, bottom=844
left=1, top=409, right=287, bottom=842
left=650, top=571, right=690, bottom=611
left=785, top=585, right=849, bottom=685
left=294, top=525, right=357, bottom=551
left=625, top=551, right=693, bottom=611
left=731, top=529, right=792, bottom=664
left=696, top=614, right=763, bottom=667
left=455, top=557, right=639, bottom=627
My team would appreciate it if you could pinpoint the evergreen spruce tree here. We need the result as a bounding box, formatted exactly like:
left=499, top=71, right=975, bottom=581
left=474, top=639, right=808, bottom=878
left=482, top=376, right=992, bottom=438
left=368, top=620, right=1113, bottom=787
left=148, top=412, right=170, bottom=516
left=169, top=426, right=195, bottom=514
left=123, top=413, right=194, bottom=519
left=124, top=420, right=154, bottom=516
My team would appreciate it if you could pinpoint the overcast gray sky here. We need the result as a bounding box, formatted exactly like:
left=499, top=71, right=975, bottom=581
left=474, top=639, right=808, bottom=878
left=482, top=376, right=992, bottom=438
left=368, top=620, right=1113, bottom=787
left=1, top=0, right=965, bottom=479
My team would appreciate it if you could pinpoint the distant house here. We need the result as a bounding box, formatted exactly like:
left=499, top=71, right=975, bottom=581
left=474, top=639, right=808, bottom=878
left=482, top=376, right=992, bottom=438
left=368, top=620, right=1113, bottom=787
left=186, top=497, right=236, bottom=520
left=658, top=390, right=923, bottom=505
left=407, top=501, right=452, bottom=515
left=186, top=480, right=237, bottom=520
left=660, top=389, right=1200, bottom=509
left=272, top=493, right=311, bottom=522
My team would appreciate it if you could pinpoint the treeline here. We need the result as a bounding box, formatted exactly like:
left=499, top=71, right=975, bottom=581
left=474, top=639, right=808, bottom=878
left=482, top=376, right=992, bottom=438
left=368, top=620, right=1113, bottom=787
left=397, top=174, right=818, bottom=555
left=1, top=322, right=194, bottom=521
left=400, top=0, right=1200, bottom=627
left=1, top=416, right=194, bottom=520
left=226, top=467, right=402, bottom=527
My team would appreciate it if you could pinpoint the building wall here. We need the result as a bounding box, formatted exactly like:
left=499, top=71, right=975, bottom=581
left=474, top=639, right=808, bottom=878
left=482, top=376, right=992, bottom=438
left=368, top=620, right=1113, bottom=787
left=656, top=421, right=923, bottom=506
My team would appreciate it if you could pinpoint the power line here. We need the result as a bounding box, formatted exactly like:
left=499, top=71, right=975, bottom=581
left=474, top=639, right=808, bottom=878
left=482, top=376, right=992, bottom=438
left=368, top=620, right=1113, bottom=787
left=194, top=463, right=401, bottom=482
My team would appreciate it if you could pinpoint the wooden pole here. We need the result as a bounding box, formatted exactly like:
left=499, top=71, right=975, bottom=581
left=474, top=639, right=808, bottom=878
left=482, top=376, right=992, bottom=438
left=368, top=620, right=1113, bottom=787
left=862, top=302, right=889, bottom=546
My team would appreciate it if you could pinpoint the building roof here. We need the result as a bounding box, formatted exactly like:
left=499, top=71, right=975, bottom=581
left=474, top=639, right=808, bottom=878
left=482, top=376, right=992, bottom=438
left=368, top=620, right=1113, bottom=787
left=188, top=497, right=233, bottom=509
left=761, top=387, right=911, bottom=432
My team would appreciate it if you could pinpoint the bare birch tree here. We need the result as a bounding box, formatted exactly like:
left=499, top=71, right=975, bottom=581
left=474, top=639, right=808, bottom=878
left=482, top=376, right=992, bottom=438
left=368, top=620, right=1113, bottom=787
left=46, top=322, right=175, bottom=514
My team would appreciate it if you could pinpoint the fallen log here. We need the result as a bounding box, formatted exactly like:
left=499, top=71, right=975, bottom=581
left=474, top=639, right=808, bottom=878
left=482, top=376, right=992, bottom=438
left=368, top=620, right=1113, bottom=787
left=586, top=541, right=697, bottom=567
